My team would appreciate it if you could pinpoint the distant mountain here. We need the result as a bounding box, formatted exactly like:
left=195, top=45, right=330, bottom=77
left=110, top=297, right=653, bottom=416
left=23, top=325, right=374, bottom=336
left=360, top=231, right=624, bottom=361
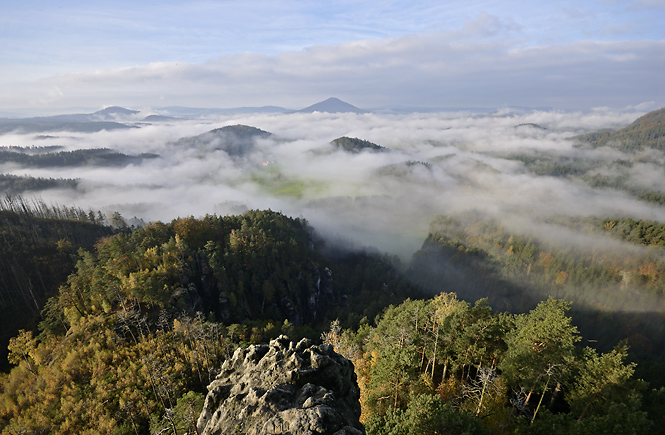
left=174, top=124, right=273, bottom=157
left=331, top=136, right=387, bottom=153
left=27, top=106, right=140, bottom=123
left=0, top=106, right=142, bottom=133
left=573, top=107, right=665, bottom=151
left=142, top=114, right=178, bottom=122
left=155, top=106, right=289, bottom=116
left=0, top=120, right=133, bottom=134
left=298, top=98, right=365, bottom=114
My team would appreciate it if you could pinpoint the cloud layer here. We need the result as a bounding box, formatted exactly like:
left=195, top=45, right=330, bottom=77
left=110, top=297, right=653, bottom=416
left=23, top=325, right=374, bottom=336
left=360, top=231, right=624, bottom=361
left=2, top=108, right=664, bottom=261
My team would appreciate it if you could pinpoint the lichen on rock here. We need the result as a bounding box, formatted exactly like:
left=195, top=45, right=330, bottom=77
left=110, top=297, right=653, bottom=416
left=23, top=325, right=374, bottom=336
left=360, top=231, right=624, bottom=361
left=197, top=335, right=365, bottom=435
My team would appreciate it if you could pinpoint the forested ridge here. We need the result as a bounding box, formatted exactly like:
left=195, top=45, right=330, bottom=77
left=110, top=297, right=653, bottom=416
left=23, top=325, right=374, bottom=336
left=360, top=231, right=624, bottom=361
left=572, top=107, right=665, bottom=152
left=497, top=109, right=665, bottom=208
left=0, top=148, right=158, bottom=167
left=1, top=207, right=664, bottom=434
left=0, top=174, right=79, bottom=194
left=408, top=213, right=665, bottom=360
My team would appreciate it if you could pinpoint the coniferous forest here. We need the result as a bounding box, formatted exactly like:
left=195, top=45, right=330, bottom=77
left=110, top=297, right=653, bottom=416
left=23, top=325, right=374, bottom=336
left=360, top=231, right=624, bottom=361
left=2, top=205, right=664, bottom=434
left=2, top=106, right=665, bottom=434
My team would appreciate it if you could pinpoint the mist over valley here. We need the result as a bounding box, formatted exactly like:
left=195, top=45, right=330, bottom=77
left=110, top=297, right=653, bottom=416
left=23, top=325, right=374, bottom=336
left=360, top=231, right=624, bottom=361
left=2, top=102, right=662, bottom=263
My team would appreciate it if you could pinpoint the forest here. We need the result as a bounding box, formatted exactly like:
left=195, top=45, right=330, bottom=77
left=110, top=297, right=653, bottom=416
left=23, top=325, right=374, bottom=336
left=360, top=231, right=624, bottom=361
left=0, top=148, right=158, bottom=168
left=0, top=175, right=79, bottom=194
left=0, top=206, right=418, bottom=434
left=0, top=204, right=664, bottom=434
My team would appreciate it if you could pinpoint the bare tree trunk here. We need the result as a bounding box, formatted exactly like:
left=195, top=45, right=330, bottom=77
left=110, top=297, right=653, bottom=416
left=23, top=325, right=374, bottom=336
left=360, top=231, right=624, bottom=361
left=431, top=329, right=438, bottom=381
left=531, top=374, right=550, bottom=424
left=475, top=375, right=488, bottom=415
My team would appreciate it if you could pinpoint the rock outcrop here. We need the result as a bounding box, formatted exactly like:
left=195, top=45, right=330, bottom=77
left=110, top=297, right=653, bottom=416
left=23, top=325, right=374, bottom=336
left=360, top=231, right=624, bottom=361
left=197, top=335, right=365, bottom=435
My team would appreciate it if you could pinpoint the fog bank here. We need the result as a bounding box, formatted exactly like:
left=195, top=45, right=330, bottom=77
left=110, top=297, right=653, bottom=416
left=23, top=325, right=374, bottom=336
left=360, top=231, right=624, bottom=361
left=1, top=108, right=662, bottom=260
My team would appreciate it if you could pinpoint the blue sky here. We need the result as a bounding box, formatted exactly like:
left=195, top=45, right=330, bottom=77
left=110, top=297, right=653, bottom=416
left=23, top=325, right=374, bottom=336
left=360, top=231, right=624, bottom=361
left=1, top=0, right=664, bottom=112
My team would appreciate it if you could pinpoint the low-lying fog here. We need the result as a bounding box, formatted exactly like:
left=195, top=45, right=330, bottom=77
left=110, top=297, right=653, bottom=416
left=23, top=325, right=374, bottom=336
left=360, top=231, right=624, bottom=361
left=1, top=108, right=663, bottom=261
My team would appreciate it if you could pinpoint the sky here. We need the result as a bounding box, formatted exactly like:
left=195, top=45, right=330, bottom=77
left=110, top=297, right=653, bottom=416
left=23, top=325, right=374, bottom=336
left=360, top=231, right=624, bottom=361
left=0, top=0, right=664, bottom=113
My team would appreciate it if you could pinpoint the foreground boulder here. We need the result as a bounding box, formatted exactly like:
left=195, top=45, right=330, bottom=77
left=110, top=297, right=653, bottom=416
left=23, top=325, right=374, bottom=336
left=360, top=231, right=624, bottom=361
left=197, top=335, right=365, bottom=435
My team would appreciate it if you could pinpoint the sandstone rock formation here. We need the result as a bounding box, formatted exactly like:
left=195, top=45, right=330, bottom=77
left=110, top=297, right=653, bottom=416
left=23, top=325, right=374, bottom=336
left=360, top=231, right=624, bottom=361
left=197, top=335, right=365, bottom=435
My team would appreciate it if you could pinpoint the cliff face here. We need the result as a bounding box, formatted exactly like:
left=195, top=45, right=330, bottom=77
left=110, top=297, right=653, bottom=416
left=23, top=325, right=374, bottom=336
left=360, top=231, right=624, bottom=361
left=197, top=336, right=365, bottom=435
left=195, top=254, right=341, bottom=326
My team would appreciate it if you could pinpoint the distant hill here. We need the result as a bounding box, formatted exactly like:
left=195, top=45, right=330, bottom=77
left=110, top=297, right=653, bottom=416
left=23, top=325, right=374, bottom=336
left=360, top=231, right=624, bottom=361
left=331, top=136, right=387, bottom=153
left=573, top=107, right=665, bottom=151
left=209, top=124, right=273, bottom=139
left=174, top=124, right=274, bottom=157
left=91, top=106, right=140, bottom=120
left=374, top=160, right=433, bottom=179
left=514, top=123, right=547, bottom=130
left=298, top=97, right=365, bottom=114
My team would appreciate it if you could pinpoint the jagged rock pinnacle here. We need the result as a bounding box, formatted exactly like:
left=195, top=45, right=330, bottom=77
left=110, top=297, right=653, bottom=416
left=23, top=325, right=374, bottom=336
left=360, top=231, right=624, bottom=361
left=197, top=335, right=365, bottom=435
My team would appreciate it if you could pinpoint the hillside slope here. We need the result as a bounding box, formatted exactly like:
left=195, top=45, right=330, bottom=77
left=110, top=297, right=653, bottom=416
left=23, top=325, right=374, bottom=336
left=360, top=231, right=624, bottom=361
left=573, top=107, right=665, bottom=151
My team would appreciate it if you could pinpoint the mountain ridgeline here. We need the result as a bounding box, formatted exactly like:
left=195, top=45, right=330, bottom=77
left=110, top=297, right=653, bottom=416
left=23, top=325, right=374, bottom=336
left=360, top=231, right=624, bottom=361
left=573, top=107, right=665, bottom=151
left=503, top=107, right=665, bottom=207
left=0, top=98, right=364, bottom=133
left=0, top=106, right=141, bottom=133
